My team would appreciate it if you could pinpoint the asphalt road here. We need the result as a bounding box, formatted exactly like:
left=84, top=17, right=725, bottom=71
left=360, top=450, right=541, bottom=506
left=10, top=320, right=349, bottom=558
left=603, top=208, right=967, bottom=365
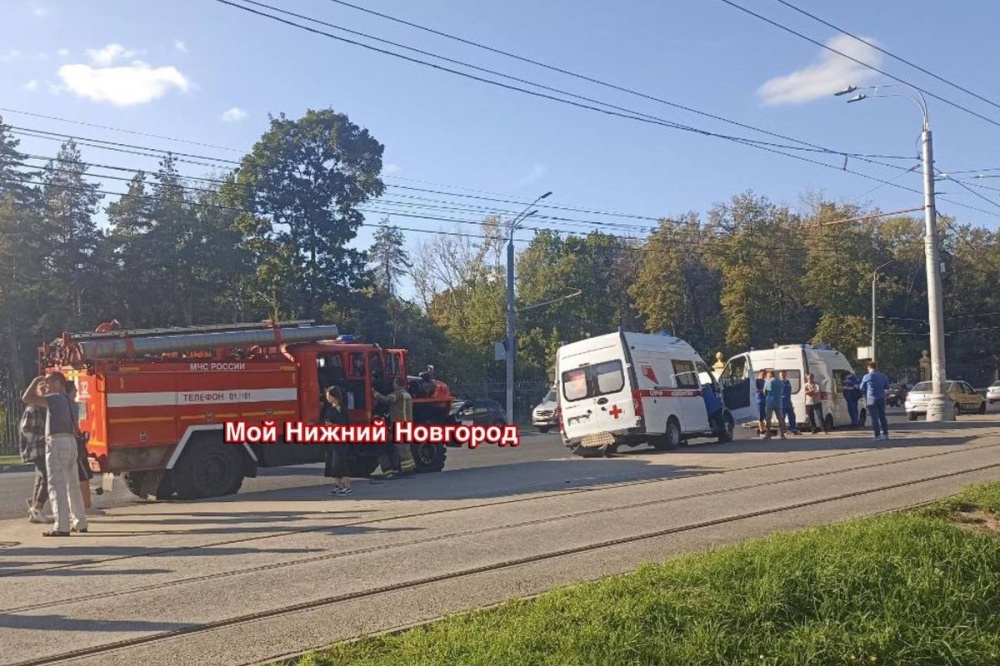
left=0, top=430, right=564, bottom=521
left=4, top=409, right=1000, bottom=666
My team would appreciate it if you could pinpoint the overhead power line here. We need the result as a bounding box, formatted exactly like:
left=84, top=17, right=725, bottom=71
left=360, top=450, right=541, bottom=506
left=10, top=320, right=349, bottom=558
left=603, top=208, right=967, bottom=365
left=770, top=0, right=1000, bottom=114
left=213, top=0, right=930, bottom=192
left=717, top=0, right=1000, bottom=129
left=316, top=0, right=912, bottom=162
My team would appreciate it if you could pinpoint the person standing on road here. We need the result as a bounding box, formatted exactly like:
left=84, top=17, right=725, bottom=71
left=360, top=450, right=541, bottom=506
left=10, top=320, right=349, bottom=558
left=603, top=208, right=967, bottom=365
left=844, top=372, right=861, bottom=428
left=374, top=377, right=416, bottom=476
left=755, top=370, right=768, bottom=438
left=763, top=370, right=786, bottom=440
left=66, top=381, right=93, bottom=509
left=861, top=362, right=891, bottom=441
left=22, top=373, right=88, bottom=537
left=804, top=373, right=829, bottom=434
left=19, top=392, right=50, bottom=524
left=779, top=370, right=799, bottom=435
left=321, top=386, right=353, bottom=495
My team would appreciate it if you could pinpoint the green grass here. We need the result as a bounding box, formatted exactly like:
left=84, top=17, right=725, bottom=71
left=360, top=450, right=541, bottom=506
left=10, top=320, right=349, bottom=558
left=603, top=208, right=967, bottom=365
left=0, top=455, right=24, bottom=466
left=297, top=481, right=1000, bottom=666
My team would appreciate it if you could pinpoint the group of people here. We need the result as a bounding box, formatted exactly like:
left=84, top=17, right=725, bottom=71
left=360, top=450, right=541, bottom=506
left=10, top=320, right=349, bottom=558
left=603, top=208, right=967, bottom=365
left=19, top=373, right=95, bottom=537
left=754, top=362, right=892, bottom=441
left=320, top=376, right=417, bottom=495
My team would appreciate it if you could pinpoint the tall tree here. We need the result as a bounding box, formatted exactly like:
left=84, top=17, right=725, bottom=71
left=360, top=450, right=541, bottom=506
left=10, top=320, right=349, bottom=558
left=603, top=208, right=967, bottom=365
left=39, top=139, right=104, bottom=331
left=226, top=109, right=385, bottom=318
left=105, top=172, right=154, bottom=326
left=369, top=218, right=411, bottom=298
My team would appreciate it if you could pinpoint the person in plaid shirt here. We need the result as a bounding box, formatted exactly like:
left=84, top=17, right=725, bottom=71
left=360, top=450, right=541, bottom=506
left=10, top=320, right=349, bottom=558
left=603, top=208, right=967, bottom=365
left=19, top=396, right=49, bottom=524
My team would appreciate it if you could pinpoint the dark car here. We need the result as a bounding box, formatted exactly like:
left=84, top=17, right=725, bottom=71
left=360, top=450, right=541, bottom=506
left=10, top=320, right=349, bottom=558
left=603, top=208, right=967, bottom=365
left=886, top=383, right=909, bottom=407
left=451, top=399, right=507, bottom=426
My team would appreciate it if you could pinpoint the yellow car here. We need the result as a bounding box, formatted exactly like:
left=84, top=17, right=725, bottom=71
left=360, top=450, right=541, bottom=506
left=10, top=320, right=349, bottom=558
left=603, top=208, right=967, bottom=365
left=905, top=380, right=986, bottom=420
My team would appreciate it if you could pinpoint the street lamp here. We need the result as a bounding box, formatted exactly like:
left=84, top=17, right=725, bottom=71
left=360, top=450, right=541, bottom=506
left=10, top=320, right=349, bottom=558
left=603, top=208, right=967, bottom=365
left=506, top=190, right=552, bottom=425
left=871, top=260, right=893, bottom=362
left=836, top=83, right=951, bottom=421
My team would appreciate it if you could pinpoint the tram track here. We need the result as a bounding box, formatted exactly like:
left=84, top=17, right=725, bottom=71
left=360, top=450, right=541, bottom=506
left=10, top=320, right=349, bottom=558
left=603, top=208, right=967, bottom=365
left=9, top=455, right=1000, bottom=666
left=5, top=429, right=992, bottom=580
left=4, top=439, right=1000, bottom=616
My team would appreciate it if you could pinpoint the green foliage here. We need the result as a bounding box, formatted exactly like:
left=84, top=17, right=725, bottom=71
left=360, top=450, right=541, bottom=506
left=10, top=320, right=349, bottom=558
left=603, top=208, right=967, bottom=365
left=226, top=108, right=385, bottom=319
left=301, top=507, right=1000, bottom=666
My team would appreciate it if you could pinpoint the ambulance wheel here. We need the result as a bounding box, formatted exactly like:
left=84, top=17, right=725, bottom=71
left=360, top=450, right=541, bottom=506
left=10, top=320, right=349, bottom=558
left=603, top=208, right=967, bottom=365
left=346, top=456, right=380, bottom=478
left=569, top=443, right=604, bottom=458
left=653, top=419, right=682, bottom=451
left=412, top=443, right=446, bottom=473
left=908, top=412, right=918, bottom=421
left=172, top=440, right=245, bottom=499
left=717, top=414, right=734, bottom=443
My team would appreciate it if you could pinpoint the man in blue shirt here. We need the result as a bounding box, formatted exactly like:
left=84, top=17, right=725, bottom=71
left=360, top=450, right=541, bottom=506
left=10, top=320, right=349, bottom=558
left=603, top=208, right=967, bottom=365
left=755, top=370, right=767, bottom=438
left=701, top=383, right=724, bottom=433
left=860, top=361, right=891, bottom=440
left=779, top=370, right=798, bottom=434
left=763, top=370, right=786, bottom=440
left=843, top=373, right=861, bottom=428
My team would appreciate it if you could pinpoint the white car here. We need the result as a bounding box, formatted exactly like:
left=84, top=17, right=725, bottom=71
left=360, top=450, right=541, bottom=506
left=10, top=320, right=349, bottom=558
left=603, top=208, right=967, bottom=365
left=905, top=380, right=986, bottom=420
left=532, top=389, right=558, bottom=433
left=988, top=381, right=1000, bottom=405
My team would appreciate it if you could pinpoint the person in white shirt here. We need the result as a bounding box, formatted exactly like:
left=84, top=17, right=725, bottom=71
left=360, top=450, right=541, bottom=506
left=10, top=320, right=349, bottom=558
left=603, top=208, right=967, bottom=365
left=803, top=374, right=829, bottom=434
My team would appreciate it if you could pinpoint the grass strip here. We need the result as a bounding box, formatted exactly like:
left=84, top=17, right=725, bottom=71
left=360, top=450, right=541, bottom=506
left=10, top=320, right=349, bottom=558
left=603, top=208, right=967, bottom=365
left=298, top=481, right=1000, bottom=666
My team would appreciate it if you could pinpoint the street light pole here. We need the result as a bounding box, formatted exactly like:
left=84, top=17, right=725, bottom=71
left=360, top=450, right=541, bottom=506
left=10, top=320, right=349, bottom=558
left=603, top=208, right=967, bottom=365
left=835, top=84, right=952, bottom=421
left=871, top=261, right=893, bottom=362
left=505, top=191, right=552, bottom=425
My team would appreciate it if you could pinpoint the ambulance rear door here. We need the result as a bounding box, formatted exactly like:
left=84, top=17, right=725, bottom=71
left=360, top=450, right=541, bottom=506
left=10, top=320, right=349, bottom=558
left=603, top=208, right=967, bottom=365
left=719, top=353, right=757, bottom=423
left=558, top=334, right=634, bottom=441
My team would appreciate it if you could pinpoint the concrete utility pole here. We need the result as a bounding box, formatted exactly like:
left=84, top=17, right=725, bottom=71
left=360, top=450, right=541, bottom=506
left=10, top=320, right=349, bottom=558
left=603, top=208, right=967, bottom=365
left=836, top=84, right=952, bottom=421
left=505, top=191, right=552, bottom=425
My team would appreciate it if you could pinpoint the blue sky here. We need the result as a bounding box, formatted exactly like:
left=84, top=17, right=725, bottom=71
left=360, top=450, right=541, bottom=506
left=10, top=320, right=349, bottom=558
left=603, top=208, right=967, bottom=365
left=3, top=0, right=1000, bottom=259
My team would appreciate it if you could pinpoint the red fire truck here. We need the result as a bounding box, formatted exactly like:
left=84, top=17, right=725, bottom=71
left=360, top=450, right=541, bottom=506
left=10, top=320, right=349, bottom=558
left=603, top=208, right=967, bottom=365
left=40, top=320, right=458, bottom=500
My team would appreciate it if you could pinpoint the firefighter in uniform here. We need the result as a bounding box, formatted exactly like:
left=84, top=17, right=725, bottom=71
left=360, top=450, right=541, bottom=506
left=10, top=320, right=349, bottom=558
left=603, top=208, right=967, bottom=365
left=374, top=377, right=416, bottom=476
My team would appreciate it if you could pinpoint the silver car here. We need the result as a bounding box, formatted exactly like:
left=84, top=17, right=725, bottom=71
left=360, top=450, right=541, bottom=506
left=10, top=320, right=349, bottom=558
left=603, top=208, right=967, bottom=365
left=532, top=389, right=558, bottom=433
left=988, top=381, right=1000, bottom=405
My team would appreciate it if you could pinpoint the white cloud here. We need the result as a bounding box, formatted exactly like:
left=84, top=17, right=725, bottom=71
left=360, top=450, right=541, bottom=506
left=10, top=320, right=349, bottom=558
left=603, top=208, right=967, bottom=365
left=220, top=107, right=248, bottom=122
left=31, top=4, right=50, bottom=18
left=383, top=163, right=401, bottom=176
left=511, top=163, right=547, bottom=189
left=23, top=80, right=39, bottom=91
left=758, top=34, right=881, bottom=105
left=0, top=49, right=23, bottom=63
left=57, top=48, right=70, bottom=58
left=174, top=40, right=188, bottom=53
left=58, top=62, right=190, bottom=106
left=86, top=43, right=138, bottom=66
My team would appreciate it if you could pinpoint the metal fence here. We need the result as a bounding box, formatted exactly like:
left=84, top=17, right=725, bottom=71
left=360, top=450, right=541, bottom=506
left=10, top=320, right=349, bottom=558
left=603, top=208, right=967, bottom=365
left=449, top=379, right=551, bottom=423
left=1, top=384, right=21, bottom=456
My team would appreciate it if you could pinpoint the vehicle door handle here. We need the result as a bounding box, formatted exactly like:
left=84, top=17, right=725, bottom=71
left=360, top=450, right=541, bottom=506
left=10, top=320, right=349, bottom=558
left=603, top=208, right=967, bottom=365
left=596, top=397, right=608, bottom=405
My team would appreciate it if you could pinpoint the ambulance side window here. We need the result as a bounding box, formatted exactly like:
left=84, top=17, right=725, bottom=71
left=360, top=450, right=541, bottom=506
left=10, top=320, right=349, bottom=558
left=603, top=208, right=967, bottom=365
left=832, top=370, right=850, bottom=393
left=672, top=359, right=699, bottom=389
left=783, top=370, right=802, bottom=394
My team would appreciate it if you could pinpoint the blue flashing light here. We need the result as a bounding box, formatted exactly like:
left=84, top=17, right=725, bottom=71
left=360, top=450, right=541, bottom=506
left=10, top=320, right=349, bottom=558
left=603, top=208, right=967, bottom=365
left=336, top=334, right=356, bottom=343
left=655, top=330, right=673, bottom=337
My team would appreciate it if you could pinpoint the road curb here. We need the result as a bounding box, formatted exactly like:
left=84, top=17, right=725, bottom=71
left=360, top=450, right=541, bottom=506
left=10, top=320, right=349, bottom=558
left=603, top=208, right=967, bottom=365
left=0, top=463, right=31, bottom=474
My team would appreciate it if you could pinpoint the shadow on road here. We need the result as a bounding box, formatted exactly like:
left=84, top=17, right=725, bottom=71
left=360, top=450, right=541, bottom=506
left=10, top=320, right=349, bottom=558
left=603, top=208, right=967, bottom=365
left=0, top=612, right=190, bottom=632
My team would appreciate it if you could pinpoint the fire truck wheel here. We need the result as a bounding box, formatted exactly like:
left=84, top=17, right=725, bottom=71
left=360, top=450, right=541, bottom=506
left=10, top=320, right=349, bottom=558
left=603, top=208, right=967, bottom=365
left=123, top=471, right=150, bottom=499
left=411, top=443, right=447, bottom=473
left=172, top=440, right=245, bottom=499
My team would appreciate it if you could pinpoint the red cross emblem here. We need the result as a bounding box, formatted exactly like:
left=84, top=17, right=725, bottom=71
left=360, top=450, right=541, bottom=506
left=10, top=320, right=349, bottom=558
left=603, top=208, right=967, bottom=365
left=609, top=404, right=623, bottom=419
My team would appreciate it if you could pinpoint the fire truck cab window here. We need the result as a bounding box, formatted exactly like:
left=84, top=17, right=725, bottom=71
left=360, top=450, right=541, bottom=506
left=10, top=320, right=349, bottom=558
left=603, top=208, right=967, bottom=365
left=349, top=353, right=366, bottom=378
left=316, top=354, right=345, bottom=394
left=369, top=352, right=383, bottom=381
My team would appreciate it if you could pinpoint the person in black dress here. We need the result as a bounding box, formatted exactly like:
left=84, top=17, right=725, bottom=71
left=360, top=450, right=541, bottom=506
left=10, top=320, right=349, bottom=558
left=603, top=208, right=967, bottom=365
left=321, top=386, right=353, bottom=495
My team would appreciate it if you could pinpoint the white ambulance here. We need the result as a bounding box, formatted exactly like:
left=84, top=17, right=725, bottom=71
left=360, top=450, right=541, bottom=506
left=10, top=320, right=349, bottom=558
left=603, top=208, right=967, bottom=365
left=717, top=344, right=867, bottom=431
left=556, top=331, right=733, bottom=457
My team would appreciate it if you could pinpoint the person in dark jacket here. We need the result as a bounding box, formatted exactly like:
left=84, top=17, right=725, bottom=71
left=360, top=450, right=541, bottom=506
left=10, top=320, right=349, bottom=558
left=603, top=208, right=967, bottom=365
left=321, top=386, right=353, bottom=495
